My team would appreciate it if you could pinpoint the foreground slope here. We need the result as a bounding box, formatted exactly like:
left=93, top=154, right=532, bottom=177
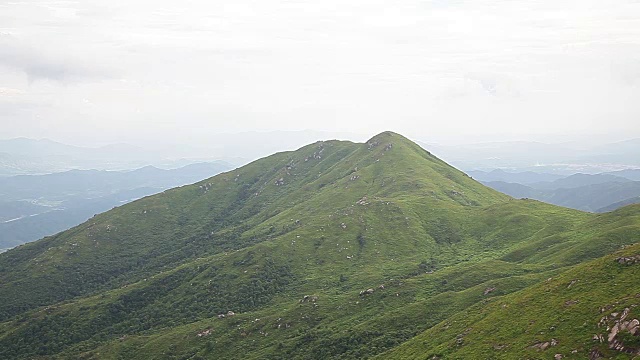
left=0, top=132, right=639, bottom=359
left=380, top=224, right=640, bottom=359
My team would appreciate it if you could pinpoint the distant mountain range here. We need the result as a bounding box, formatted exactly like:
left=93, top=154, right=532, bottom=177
left=471, top=170, right=640, bottom=212
left=469, top=169, right=640, bottom=185
left=3, top=134, right=639, bottom=177
left=0, top=138, right=157, bottom=176
left=0, top=131, right=363, bottom=176
left=0, top=162, right=231, bottom=250
left=598, top=195, right=640, bottom=212
left=0, top=162, right=232, bottom=202
left=466, top=169, right=565, bottom=184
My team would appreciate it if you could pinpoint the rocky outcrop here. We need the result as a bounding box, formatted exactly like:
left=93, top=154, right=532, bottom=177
left=367, top=141, right=380, bottom=150
left=305, top=143, right=325, bottom=161
left=595, top=307, right=640, bottom=354
left=529, top=338, right=557, bottom=351
left=483, top=287, right=496, bottom=295
left=218, top=310, right=236, bottom=319
left=564, top=300, right=579, bottom=306
left=300, top=295, right=319, bottom=303
left=616, top=255, right=640, bottom=265
left=455, top=328, right=472, bottom=346
left=589, top=348, right=604, bottom=359
left=359, top=288, right=375, bottom=296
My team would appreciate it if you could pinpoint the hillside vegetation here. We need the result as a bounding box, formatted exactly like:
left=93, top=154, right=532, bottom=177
left=0, top=132, right=639, bottom=359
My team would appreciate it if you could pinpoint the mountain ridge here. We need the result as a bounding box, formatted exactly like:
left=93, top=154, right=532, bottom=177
left=1, top=132, right=639, bottom=359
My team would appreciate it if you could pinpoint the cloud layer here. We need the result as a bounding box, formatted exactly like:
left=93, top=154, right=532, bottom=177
left=1, top=0, right=639, bottom=145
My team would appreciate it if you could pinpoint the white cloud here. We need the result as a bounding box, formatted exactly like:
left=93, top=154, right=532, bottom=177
left=0, top=0, right=639, bottom=145
left=0, top=87, right=25, bottom=96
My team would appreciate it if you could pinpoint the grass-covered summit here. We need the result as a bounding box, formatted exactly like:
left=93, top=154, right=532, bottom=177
left=1, top=131, right=639, bottom=359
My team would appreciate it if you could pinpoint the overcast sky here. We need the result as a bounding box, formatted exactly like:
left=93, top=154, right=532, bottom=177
left=1, top=0, right=639, bottom=147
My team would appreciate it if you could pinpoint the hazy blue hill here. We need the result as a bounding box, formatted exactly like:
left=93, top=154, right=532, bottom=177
left=0, top=151, right=54, bottom=177
left=0, top=200, right=48, bottom=222
left=0, top=138, right=184, bottom=176
left=0, top=138, right=154, bottom=163
left=0, top=162, right=231, bottom=249
left=0, top=132, right=639, bottom=359
left=543, top=181, right=640, bottom=212
left=530, top=172, right=631, bottom=190
left=483, top=178, right=640, bottom=212
left=482, top=181, right=542, bottom=199
left=0, top=162, right=231, bottom=200
left=0, top=131, right=360, bottom=176
left=605, top=168, right=640, bottom=181
left=466, top=169, right=564, bottom=184
left=596, top=195, right=640, bottom=213
left=0, top=138, right=88, bottom=157
left=0, top=187, right=161, bottom=250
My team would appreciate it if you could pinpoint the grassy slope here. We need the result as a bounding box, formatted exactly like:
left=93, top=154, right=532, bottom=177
left=0, top=132, right=639, bottom=359
left=379, top=229, right=640, bottom=359
left=0, top=132, right=507, bottom=320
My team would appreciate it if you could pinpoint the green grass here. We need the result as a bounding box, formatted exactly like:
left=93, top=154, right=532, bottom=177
left=0, top=132, right=639, bottom=359
left=379, top=241, right=640, bottom=359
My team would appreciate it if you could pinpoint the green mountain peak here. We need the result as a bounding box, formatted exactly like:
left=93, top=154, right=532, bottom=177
left=1, top=133, right=639, bottom=359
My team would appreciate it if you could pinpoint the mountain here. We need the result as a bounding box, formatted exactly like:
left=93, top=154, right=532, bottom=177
left=605, top=169, right=640, bottom=181
left=530, top=173, right=631, bottom=190
left=466, top=169, right=564, bottom=184
left=0, top=161, right=232, bottom=201
left=0, top=131, right=364, bottom=176
left=0, top=138, right=233, bottom=176
left=0, top=200, right=48, bottom=222
left=0, top=138, right=149, bottom=175
left=0, top=151, right=53, bottom=177
left=0, top=138, right=93, bottom=157
left=481, top=181, right=542, bottom=199
left=0, top=138, right=157, bottom=161
left=0, top=132, right=639, bottom=359
left=543, top=182, right=640, bottom=212
left=0, top=162, right=232, bottom=250
left=597, top=196, right=640, bottom=213
left=483, top=180, right=640, bottom=212
left=0, top=187, right=162, bottom=251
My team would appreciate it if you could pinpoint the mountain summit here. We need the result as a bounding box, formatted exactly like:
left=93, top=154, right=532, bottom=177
left=1, top=132, right=639, bottom=359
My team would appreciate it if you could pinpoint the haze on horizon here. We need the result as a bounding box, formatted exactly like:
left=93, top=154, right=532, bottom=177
left=1, top=0, right=640, bottom=148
